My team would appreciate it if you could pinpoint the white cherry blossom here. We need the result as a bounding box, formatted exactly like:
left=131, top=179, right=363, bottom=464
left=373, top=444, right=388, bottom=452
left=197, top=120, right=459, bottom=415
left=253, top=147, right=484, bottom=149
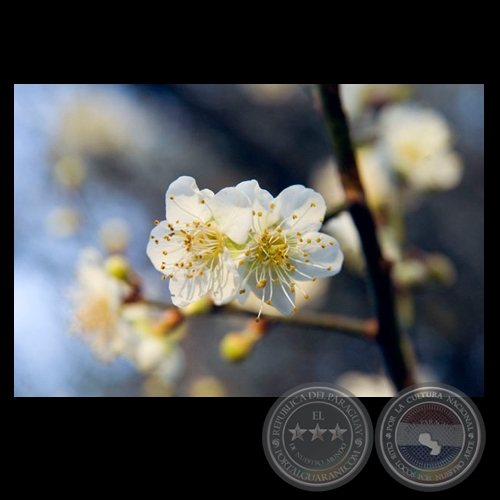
left=69, top=247, right=132, bottom=362
left=147, top=176, right=253, bottom=307
left=234, top=180, right=344, bottom=316
left=379, top=104, right=463, bottom=190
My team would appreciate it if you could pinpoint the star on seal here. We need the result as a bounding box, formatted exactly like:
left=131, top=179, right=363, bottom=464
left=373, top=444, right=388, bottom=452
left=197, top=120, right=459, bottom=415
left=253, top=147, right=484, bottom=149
left=329, top=423, right=347, bottom=441
left=288, top=423, right=307, bottom=442
left=309, top=423, right=327, bottom=441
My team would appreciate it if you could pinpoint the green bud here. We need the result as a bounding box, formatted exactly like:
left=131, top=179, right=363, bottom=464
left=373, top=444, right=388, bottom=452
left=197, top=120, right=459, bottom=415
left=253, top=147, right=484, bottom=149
left=219, top=333, right=254, bottom=362
left=105, top=254, right=130, bottom=280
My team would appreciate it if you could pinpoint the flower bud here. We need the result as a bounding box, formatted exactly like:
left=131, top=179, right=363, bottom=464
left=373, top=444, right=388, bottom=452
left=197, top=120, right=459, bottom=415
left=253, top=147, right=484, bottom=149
left=220, top=332, right=255, bottom=362
left=104, top=254, right=130, bottom=281
left=180, top=295, right=213, bottom=316
left=426, top=253, right=457, bottom=286
left=152, top=308, right=185, bottom=336
left=392, top=259, right=428, bottom=288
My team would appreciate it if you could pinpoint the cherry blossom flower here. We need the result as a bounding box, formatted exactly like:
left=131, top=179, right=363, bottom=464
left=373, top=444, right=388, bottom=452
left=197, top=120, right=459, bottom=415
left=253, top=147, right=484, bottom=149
left=234, top=180, right=344, bottom=317
left=69, top=248, right=132, bottom=362
left=379, top=104, right=463, bottom=191
left=147, top=176, right=253, bottom=307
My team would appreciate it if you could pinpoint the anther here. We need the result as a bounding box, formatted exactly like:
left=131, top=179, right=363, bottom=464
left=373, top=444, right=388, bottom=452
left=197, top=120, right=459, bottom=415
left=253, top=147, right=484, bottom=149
left=257, top=279, right=267, bottom=289
left=310, top=202, right=316, bottom=207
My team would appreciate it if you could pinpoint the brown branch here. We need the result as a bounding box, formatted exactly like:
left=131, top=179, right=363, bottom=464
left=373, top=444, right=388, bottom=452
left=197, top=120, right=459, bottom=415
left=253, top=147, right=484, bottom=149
left=318, top=84, right=416, bottom=390
left=141, top=299, right=377, bottom=339
left=219, top=304, right=378, bottom=339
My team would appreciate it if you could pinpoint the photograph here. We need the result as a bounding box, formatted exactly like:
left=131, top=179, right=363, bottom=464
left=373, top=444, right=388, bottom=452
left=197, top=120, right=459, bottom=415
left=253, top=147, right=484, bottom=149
left=14, top=83, right=484, bottom=399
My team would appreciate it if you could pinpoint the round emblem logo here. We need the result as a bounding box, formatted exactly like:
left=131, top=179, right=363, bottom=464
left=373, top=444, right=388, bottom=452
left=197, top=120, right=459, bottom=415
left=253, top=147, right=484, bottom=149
left=262, top=383, right=373, bottom=490
left=375, top=383, right=485, bottom=491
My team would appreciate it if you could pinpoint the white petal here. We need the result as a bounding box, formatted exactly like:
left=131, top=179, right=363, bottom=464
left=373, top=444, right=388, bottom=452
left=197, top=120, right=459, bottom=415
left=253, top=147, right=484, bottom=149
left=209, top=187, right=252, bottom=244
left=290, top=232, right=344, bottom=280
left=274, top=185, right=326, bottom=233
left=235, top=180, right=280, bottom=228
left=165, top=176, right=214, bottom=225
left=210, top=249, right=240, bottom=305
left=168, top=271, right=211, bottom=308
left=240, top=268, right=296, bottom=315
left=266, top=281, right=296, bottom=315
left=146, top=222, right=185, bottom=272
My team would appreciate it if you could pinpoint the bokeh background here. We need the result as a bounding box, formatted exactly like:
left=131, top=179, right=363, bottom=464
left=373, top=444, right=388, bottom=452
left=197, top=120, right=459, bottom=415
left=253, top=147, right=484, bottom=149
left=13, top=84, right=484, bottom=397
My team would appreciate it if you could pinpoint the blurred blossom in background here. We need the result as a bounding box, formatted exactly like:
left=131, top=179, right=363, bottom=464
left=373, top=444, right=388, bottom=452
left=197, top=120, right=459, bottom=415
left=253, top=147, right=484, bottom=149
left=14, top=84, right=484, bottom=397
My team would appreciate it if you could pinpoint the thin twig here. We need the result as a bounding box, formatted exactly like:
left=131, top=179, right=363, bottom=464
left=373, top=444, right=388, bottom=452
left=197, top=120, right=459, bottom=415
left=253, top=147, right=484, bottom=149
left=318, top=84, right=416, bottom=390
left=219, top=304, right=378, bottom=339
left=141, top=299, right=377, bottom=339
